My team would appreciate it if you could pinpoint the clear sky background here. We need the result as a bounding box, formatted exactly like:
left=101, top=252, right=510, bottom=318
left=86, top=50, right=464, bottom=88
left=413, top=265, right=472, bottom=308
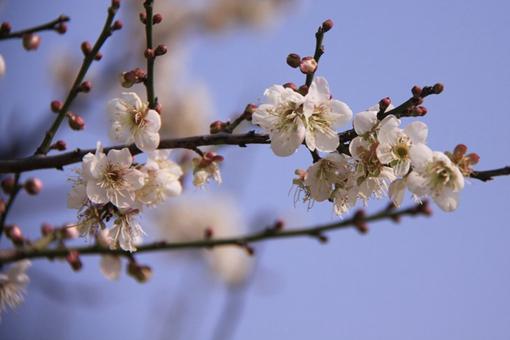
left=1, top=0, right=510, bottom=339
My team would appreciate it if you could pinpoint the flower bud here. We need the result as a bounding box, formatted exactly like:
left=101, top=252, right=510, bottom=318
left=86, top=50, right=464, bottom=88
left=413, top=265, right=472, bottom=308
left=0, top=199, right=5, bottom=214
left=51, top=140, right=67, bottom=151
left=0, top=22, right=11, bottom=35
left=379, top=97, right=391, bottom=111
left=79, top=81, right=92, bottom=93
left=298, top=84, right=309, bottom=96
left=81, top=41, right=92, bottom=56
left=432, top=83, right=444, bottom=94
left=467, top=153, right=480, bottom=165
left=112, top=20, right=123, bottom=31
left=111, top=0, right=120, bottom=9
left=353, top=210, right=368, bottom=234
left=155, top=44, right=167, bottom=56
left=453, top=144, right=467, bottom=159
left=139, top=13, right=147, bottom=24
left=24, top=178, right=43, bottom=195
left=411, top=85, right=422, bottom=98
left=204, top=227, right=213, bottom=239
left=283, top=82, right=298, bottom=91
left=322, top=19, right=334, bottom=32
left=68, top=113, right=85, bottom=130
left=286, top=53, right=301, bottom=68
left=50, top=100, right=62, bottom=113
left=299, top=57, right=317, bottom=74
left=127, top=262, right=152, bottom=283
left=5, top=224, right=24, bottom=245
left=210, top=120, right=227, bottom=134
left=22, top=33, right=41, bottom=51
left=414, top=106, right=427, bottom=116
left=94, top=52, right=103, bottom=61
left=153, top=13, right=163, bottom=24
left=41, top=223, right=54, bottom=236
left=56, top=22, right=67, bottom=34
left=1, top=176, right=16, bottom=194
left=273, top=219, right=284, bottom=231
left=66, top=250, right=83, bottom=271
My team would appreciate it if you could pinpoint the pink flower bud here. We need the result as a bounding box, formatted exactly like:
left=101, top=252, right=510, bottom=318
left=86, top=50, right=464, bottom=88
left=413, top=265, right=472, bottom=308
left=56, top=22, right=67, bottom=34
left=51, top=100, right=62, bottom=113
left=0, top=22, right=11, bottom=34
left=51, top=140, right=67, bottom=151
left=24, top=178, right=43, bottom=195
left=299, top=56, right=317, bottom=74
left=68, top=113, right=85, bottom=130
left=139, top=13, right=147, bottom=24
left=283, top=82, right=298, bottom=91
left=22, top=33, right=41, bottom=51
left=286, top=53, right=301, bottom=68
left=1, top=177, right=16, bottom=194
left=94, top=52, right=103, bottom=61
left=152, top=13, right=163, bottom=24
left=6, top=224, right=24, bottom=245
left=41, top=223, right=54, bottom=236
left=66, top=250, right=83, bottom=271
left=322, top=19, right=334, bottom=32
left=412, top=85, right=422, bottom=98
left=432, top=83, right=444, bottom=94
left=112, top=20, right=123, bottom=31
left=210, top=120, right=227, bottom=134
left=79, top=81, right=92, bottom=93
left=111, top=0, right=120, bottom=9
left=155, top=44, right=167, bottom=56
left=81, top=41, right=92, bottom=56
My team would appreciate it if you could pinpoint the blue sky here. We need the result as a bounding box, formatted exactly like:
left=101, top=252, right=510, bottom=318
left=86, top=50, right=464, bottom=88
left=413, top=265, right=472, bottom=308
left=1, top=0, right=510, bottom=339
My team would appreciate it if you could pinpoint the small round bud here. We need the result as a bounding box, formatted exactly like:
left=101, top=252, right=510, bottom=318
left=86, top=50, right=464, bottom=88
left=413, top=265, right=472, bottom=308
left=210, top=120, right=226, bottom=134
left=379, top=97, right=391, bottom=111
left=51, top=140, right=67, bottom=151
left=51, top=100, right=62, bottom=113
left=6, top=224, right=24, bottom=245
left=139, top=13, right=147, bottom=24
left=81, top=41, right=92, bottom=56
left=94, top=52, right=103, bottom=61
left=453, top=144, right=468, bottom=158
left=22, top=33, right=41, bottom=51
left=155, top=44, right=167, bottom=56
left=111, top=0, right=120, bottom=9
left=24, top=178, right=43, bottom=195
left=204, top=227, right=213, bottom=239
left=322, top=19, right=334, bottom=32
left=467, top=153, right=480, bottom=165
left=299, top=56, right=317, bottom=74
left=286, top=53, right=301, bottom=68
left=0, top=199, right=5, bottom=215
left=353, top=210, right=368, bottom=234
left=283, top=82, right=298, bottom=91
left=128, top=262, right=152, bottom=283
left=144, top=48, right=154, bottom=59
left=432, top=83, right=444, bottom=94
left=68, top=113, right=85, bottom=130
left=273, top=219, right=284, bottom=231
left=66, top=250, right=83, bottom=271
left=414, top=106, right=427, bottom=116
left=41, top=223, right=54, bottom=236
left=411, top=85, right=422, bottom=98
left=1, top=177, right=16, bottom=194
left=56, top=22, right=67, bottom=34
left=79, top=81, right=92, bottom=93
left=112, top=20, right=123, bottom=31
left=0, top=22, right=11, bottom=34
left=153, top=13, right=163, bottom=24
left=298, top=84, right=309, bottom=96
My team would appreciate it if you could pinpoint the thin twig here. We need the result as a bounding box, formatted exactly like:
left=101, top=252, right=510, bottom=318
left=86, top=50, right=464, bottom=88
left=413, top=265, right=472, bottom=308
left=0, top=173, right=21, bottom=241
left=0, top=203, right=431, bottom=265
left=305, top=25, right=327, bottom=87
left=470, top=166, right=510, bottom=181
left=143, top=0, right=156, bottom=109
left=34, top=4, right=119, bottom=156
left=0, top=15, right=69, bottom=40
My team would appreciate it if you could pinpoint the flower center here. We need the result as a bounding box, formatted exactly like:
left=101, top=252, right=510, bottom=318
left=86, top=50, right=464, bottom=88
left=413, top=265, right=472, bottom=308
left=100, top=163, right=126, bottom=190
left=426, top=160, right=456, bottom=190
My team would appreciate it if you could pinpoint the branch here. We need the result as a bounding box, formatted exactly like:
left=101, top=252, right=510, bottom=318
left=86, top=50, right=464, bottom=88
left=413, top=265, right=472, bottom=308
left=34, top=3, right=119, bottom=156
left=0, top=173, right=21, bottom=240
left=470, top=166, right=510, bottom=181
left=305, top=22, right=328, bottom=87
left=0, top=203, right=431, bottom=265
left=143, top=0, right=157, bottom=109
left=0, top=15, right=70, bottom=40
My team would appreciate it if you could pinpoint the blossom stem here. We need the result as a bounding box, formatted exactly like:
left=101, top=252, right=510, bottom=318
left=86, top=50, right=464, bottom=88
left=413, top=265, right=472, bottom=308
left=143, top=0, right=157, bottom=109
left=305, top=25, right=326, bottom=87
left=0, top=203, right=431, bottom=265
left=34, top=4, right=119, bottom=156
left=470, top=166, right=510, bottom=181
left=0, top=173, right=21, bottom=242
left=0, top=15, right=70, bottom=40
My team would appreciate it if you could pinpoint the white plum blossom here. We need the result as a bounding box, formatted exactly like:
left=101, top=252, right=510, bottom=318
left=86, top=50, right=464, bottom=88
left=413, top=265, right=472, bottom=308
left=136, top=150, right=183, bottom=206
left=0, top=260, right=31, bottom=316
left=303, top=77, right=352, bottom=153
left=108, top=92, right=161, bottom=152
left=82, top=143, right=145, bottom=209
left=192, top=152, right=223, bottom=188
left=253, top=77, right=352, bottom=156
left=252, top=84, right=306, bottom=156
left=388, top=177, right=407, bottom=207
left=376, top=116, right=428, bottom=176
left=408, top=144, right=464, bottom=211
left=67, top=171, right=88, bottom=209
left=109, top=209, right=145, bottom=252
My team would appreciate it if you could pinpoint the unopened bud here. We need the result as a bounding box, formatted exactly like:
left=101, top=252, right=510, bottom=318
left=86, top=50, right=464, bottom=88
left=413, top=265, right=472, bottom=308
left=204, top=227, right=213, bottom=239
left=353, top=210, right=368, bottom=234
left=56, top=22, right=67, bottom=34
left=0, top=199, right=5, bottom=215
left=283, top=82, right=298, bottom=91
left=81, top=41, right=92, bottom=56
left=1, top=177, right=16, bottom=194
left=322, top=19, right=334, bottom=32
left=41, top=223, right=54, bottom=236
left=94, top=52, right=103, bottom=61
left=210, top=120, right=226, bottom=134
left=50, top=100, right=62, bottom=113
left=128, top=262, right=152, bottom=283
left=153, top=13, right=163, bottom=24
left=411, top=85, right=422, bottom=98
left=155, top=44, right=167, bottom=56
left=22, top=33, right=41, bottom=51
left=379, top=97, right=391, bottom=111
left=286, top=53, right=301, bottom=68
left=299, top=56, right=317, bottom=74
left=111, top=0, right=120, bottom=9
left=79, top=80, right=92, bottom=93
left=68, top=113, right=85, bottom=130
left=139, top=13, right=147, bottom=24
left=273, top=219, right=284, bottom=231
left=467, top=153, right=480, bottom=165
left=6, top=225, right=24, bottom=245
left=0, top=22, right=11, bottom=34
left=432, top=83, right=444, bottom=94
left=51, top=140, right=67, bottom=151
left=453, top=144, right=468, bottom=159
left=298, top=84, right=309, bottom=96
left=66, top=250, right=83, bottom=271
left=112, top=20, right=123, bottom=31
left=24, top=178, right=43, bottom=195
left=414, top=106, right=427, bottom=116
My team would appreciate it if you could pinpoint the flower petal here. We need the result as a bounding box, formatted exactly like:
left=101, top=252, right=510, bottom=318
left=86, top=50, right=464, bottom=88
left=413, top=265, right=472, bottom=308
left=404, top=121, right=428, bottom=144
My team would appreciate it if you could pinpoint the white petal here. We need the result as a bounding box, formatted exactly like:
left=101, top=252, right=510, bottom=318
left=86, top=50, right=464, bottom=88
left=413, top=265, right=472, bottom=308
left=308, top=76, right=330, bottom=103
left=86, top=181, right=109, bottom=204
left=406, top=171, right=429, bottom=197
left=404, top=121, right=428, bottom=144
left=134, top=130, right=160, bottom=152
left=376, top=143, right=394, bottom=164
left=100, top=255, right=121, bottom=280
left=144, top=109, right=161, bottom=132
left=309, top=129, right=339, bottom=153
left=393, top=159, right=411, bottom=177
left=353, top=110, right=378, bottom=135
left=108, top=189, right=135, bottom=209
left=433, top=188, right=459, bottom=212
left=125, top=169, right=146, bottom=190
left=107, top=148, right=133, bottom=168
left=349, top=137, right=369, bottom=161
left=330, top=100, right=353, bottom=128
left=120, top=92, right=143, bottom=111
left=270, top=123, right=305, bottom=157
left=409, top=143, right=433, bottom=172
left=389, top=179, right=406, bottom=207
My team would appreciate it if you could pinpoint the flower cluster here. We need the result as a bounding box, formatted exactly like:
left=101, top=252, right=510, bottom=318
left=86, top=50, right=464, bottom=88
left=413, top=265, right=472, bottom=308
left=68, top=93, right=183, bottom=252
left=264, top=80, right=477, bottom=214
